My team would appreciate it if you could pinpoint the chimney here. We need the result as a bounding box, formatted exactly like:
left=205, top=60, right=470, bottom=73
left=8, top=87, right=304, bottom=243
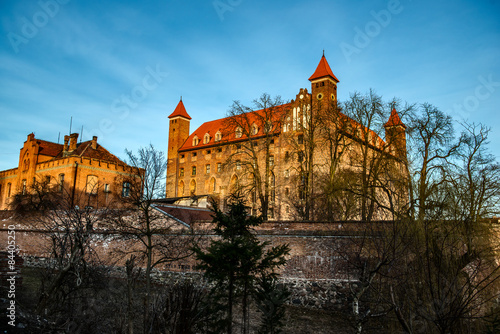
left=63, top=135, right=70, bottom=152
left=91, top=136, right=98, bottom=149
left=69, top=133, right=78, bottom=151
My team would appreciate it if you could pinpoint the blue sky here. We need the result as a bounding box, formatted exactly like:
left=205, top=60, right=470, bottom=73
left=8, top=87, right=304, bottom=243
left=1, top=0, right=499, bottom=171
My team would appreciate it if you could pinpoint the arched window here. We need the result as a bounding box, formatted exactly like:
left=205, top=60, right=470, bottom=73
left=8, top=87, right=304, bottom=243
left=230, top=174, right=239, bottom=192
left=209, top=177, right=216, bottom=193
left=189, top=179, right=196, bottom=195
left=192, top=136, right=200, bottom=146
left=179, top=180, right=185, bottom=196
left=203, top=133, right=211, bottom=144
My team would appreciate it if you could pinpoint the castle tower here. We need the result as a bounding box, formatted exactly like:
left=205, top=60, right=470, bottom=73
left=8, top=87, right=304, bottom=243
left=384, top=108, right=407, bottom=160
left=166, top=98, right=191, bottom=197
left=309, top=53, right=339, bottom=111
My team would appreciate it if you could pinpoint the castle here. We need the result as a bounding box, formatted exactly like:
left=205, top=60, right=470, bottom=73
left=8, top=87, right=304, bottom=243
left=0, top=132, right=142, bottom=210
left=166, top=55, right=408, bottom=220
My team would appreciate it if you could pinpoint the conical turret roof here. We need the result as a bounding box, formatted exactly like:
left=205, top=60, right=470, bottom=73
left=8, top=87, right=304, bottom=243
left=384, top=108, right=406, bottom=129
left=309, top=54, right=339, bottom=82
left=168, top=99, right=191, bottom=120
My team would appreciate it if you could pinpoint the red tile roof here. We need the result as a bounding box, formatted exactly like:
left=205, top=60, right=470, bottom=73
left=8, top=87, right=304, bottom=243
left=309, top=55, right=339, bottom=82
left=384, top=108, right=406, bottom=129
left=37, top=140, right=63, bottom=157
left=36, top=138, right=126, bottom=164
left=168, top=99, right=192, bottom=120
left=178, top=104, right=290, bottom=152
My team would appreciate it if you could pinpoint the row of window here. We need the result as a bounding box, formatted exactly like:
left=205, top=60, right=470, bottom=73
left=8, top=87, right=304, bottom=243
left=0, top=175, right=131, bottom=199
left=180, top=162, right=223, bottom=177
left=191, top=122, right=278, bottom=147
left=192, top=131, right=223, bottom=147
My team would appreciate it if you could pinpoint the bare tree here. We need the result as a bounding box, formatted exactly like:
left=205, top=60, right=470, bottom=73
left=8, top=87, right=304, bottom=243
left=113, top=144, right=196, bottom=332
left=406, top=103, right=460, bottom=222
left=222, top=93, right=288, bottom=220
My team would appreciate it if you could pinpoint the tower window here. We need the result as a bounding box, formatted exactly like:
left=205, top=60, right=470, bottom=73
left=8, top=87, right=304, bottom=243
left=217, top=162, right=222, bottom=172
left=192, top=166, right=197, bottom=176
left=180, top=168, right=184, bottom=177
left=206, top=164, right=211, bottom=174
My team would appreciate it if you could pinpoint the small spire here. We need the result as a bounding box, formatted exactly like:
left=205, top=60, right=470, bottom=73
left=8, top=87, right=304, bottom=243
left=180, top=95, right=182, bottom=101
left=323, top=49, right=325, bottom=57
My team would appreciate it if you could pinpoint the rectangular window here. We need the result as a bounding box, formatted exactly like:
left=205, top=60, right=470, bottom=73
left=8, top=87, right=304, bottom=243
left=7, top=183, right=11, bottom=197
left=206, top=164, right=211, bottom=174
left=298, top=134, right=304, bottom=145
left=236, top=160, right=241, bottom=170
left=45, top=175, right=51, bottom=184
left=104, top=184, right=110, bottom=193
left=180, top=168, right=184, bottom=177
left=59, top=174, right=65, bottom=192
left=192, top=166, right=197, bottom=176
left=122, top=182, right=131, bottom=197
left=298, top=151, right=304, bottom=163
left=22, top=179, right=27, bottom=195
left=269, top=156, right=274, bottom=167
left=192, top=152, right=197, bottom=157
left=217, top=163, right=222, bottom=173
left=86, top=175, right=98, bottom=195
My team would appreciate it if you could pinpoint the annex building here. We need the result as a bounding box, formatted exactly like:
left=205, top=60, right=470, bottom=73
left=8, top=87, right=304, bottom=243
left=0, top=132, right=142, bottom=210
left=166, top=55, right=408, bottom=220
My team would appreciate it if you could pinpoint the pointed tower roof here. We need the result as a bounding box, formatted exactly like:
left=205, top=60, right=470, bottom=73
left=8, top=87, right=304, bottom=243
left=168, top=98, right=192, bottom=120
left=384, top=108, right=406, bottom=129
left=308, top=54, right=339, bottom=82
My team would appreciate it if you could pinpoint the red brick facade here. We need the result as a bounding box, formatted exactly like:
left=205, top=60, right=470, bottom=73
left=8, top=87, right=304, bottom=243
left=0, top=133, right=142, bottom=210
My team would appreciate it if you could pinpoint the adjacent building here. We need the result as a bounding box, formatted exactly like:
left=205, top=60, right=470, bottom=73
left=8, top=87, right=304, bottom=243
left=0, top=132, right=142, bottom=210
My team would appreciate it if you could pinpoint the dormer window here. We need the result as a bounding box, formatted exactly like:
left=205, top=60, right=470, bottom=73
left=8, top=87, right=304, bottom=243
left=215, top=131, right=222, bottom=142
left=235, top=127, right=242, bottom=138
left=251, top=124, right=258, bottom=135
left=203, top=133, right=211, bottom=144
left=193, top=136, right=200, bottom=146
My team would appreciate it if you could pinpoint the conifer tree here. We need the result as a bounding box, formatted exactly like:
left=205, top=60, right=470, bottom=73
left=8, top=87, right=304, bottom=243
left=194, top=196, right=289, bottom=334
